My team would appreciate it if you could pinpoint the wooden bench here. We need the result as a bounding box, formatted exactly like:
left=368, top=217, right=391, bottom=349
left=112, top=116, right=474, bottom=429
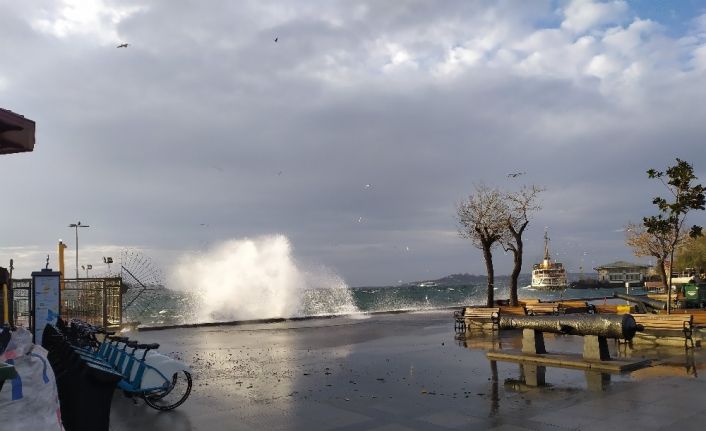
left=631, top=314, right=694, bottom=348
left=524, top=303, right=561, bottom=316
left=560, top=301, right=594, bottom=314
left=523, top=301, right=594, bottom=316
left=454, top=307, right=500, bottom=331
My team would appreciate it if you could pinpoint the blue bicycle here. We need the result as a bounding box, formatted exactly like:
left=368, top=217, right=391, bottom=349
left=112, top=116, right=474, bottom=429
left=71, top=322, right=192, bottom=411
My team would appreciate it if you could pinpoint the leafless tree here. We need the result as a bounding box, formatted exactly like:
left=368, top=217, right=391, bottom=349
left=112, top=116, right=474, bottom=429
left=625, top=222, right=685, bottom=289
left=457, top=184, right=508, bottom=307
left=501, top=186, right=543, bottom=306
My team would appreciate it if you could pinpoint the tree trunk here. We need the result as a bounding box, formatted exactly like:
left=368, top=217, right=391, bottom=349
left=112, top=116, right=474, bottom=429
left=510, top=235, right=523, bottom=306
left=667, top=249, right=675, bottom=314
left=482, top=244, right=495, bottom=306
left=656, top=257, right=668, bottom=290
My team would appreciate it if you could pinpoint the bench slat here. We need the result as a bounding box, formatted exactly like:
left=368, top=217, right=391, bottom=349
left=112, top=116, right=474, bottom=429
left=628, top=313, right=694, bottom=348
left=525, top=303, right=560, bottom=315
left=454, top=307, right=500, bottom=332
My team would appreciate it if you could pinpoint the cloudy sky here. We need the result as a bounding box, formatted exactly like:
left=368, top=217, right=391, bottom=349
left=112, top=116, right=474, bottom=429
left=2, top=0, right=706, bottom=286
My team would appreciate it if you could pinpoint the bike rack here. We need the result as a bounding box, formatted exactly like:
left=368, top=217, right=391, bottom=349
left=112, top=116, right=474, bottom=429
left=42, top=318, right=193, bottom=430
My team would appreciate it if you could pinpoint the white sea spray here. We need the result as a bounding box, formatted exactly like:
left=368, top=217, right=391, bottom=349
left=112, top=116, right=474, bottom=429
left=170, top=235, right=358, bottom=322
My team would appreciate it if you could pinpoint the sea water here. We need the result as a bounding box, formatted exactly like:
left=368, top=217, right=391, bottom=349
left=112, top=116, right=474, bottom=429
left=127, top=235, right=631, bottom=327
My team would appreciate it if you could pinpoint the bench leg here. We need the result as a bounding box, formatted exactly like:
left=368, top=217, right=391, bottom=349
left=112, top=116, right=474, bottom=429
left=585, top=370, right=611, bottom=391
left=522, top=329, right=546, bottom=354
left=583, top=335, right=610, bottom=361
left=683, top=326, right=694, bottom=349
left=521, top=363, right=546, bottom=387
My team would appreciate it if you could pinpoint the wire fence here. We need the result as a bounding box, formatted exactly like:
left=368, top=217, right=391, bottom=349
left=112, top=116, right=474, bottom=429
left=61, top=277, right=123, bottom=328
left=10, top=276, right=124, bottom=332
left=11, top=278, right=31, bottom=328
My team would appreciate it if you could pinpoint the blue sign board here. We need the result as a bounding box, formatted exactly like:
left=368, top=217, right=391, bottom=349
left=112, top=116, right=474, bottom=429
left=32, top=269, right=61, bottom=345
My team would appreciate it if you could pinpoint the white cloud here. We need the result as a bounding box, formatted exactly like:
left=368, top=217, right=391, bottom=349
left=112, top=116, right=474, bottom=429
left=694, top=13, right=706, bottom=34
left=585, top=53, right=620, bottom=78
left=30, top=0, right=144, bottom=44
left=693, top=44, right=706, bottom=71
left=382, top=43, right=418, bottom=73
left=433, top=45, right=484, bottom=77
left=561, top=0, right=629, bottom=34
left=602, top=18, right=659, bottom=53
left=3, top=1, right=706, bottom=284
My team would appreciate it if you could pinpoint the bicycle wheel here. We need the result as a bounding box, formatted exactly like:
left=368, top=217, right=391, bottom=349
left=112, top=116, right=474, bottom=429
left=143, top=370, right=192, bottom=411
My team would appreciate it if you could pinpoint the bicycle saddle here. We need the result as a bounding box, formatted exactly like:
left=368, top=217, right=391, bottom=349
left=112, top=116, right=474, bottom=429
left=136, top=343, right=160, bottom=350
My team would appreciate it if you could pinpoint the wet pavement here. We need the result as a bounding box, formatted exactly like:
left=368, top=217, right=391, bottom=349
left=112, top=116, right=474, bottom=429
left=109, top=311, right=706, bottom=430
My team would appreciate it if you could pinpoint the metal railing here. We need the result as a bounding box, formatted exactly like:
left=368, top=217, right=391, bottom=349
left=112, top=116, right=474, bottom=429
left=61, top=277, right=123, bottom=328
left=11, top=278, right=31, bottom=328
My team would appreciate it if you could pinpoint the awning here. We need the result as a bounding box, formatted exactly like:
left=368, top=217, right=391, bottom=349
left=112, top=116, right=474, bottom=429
left=0, top=108, right=35, bottom=155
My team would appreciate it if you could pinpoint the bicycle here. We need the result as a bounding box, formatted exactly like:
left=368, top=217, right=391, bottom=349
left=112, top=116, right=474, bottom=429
left=68, top=321, right=192, bottom=411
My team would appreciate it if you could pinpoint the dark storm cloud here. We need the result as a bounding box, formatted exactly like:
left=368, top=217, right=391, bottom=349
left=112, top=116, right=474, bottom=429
left=1, top=0, right=706, bottom=285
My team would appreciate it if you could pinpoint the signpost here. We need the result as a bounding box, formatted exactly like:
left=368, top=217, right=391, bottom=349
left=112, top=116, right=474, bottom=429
left=31, top=268, right=61, bottom=345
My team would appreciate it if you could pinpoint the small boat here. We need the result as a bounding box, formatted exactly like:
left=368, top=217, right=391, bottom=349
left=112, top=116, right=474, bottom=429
left=531, top=230, right=568, bottom=290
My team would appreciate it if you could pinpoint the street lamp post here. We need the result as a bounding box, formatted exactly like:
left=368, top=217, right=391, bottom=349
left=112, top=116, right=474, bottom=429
left=103, top=257, right=113, bottom=275
left=69, top=221, right=90, bottom=279
left=82, top=264, right=92, bottom=278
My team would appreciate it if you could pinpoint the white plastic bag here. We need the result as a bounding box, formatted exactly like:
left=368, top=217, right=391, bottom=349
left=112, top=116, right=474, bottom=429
left=0, top=327, right=63, bottom=430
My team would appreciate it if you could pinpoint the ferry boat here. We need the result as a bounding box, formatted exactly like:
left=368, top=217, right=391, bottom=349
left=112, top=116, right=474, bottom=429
left=531, top=231, right=568, bottom=290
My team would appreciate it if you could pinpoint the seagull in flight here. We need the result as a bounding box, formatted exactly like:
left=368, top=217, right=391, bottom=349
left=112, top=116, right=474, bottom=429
left=507, top=172, right=526, bottom=178
left=273, top=37, right=278, bottom=43
left=117, top=43, right=129, bottom=48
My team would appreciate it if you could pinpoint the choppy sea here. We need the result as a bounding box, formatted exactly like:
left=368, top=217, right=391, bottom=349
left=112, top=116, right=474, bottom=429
left=127, top=274, right=638, bottom=327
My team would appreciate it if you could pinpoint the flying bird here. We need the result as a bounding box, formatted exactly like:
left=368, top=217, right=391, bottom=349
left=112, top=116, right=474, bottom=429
left=507, top=172, right=526, bottom=178
left=117, top=43, right=129, bottom=48
left=273, top=37, right=278, bottom=43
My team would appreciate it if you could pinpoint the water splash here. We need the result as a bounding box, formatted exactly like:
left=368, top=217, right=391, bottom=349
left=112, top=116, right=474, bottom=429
left=170, top=235, right=358, bottom=322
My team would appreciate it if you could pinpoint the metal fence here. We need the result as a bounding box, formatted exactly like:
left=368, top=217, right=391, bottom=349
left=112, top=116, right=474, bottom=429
left=11, top=278, right=31, bottom=328
left=61, top=277, right=123, bottom=328
left=9, top=277, right=123, bottom=331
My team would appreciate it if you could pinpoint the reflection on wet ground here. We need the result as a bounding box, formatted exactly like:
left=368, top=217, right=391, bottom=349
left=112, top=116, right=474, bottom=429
left=457, top=326, right=706, bottom=393
left=110, top=311, right=706, bottom=431
left=501, top=363, right=612, bottom=392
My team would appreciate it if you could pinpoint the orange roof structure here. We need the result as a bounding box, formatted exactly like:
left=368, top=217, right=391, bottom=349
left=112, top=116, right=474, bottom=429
left=0, top=108, right=35, bottom=155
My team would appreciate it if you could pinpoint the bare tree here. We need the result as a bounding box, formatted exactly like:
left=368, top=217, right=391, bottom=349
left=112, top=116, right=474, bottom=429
left=502, top=186, right=543, bottom=306
left=457, top=184, right=508, bottom=307
left=625, top=222, right=682, bottom=289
